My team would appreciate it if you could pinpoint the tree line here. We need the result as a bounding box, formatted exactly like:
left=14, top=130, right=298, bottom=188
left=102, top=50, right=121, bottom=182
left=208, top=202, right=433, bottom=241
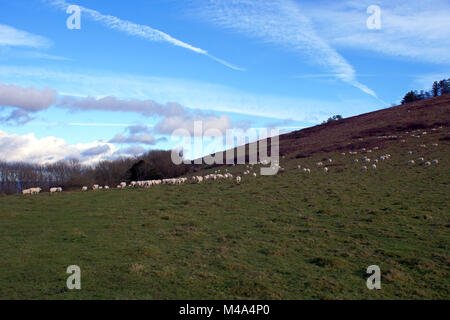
left=401, top=78, right=449, bottom=104
left=0, top=150, right=192, bottom=195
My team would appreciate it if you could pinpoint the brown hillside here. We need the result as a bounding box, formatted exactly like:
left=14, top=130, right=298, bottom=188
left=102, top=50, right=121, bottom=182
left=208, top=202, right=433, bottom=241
left=277, top=94, right=450, bottom=159
left=199, top=94, right=450, bottom=165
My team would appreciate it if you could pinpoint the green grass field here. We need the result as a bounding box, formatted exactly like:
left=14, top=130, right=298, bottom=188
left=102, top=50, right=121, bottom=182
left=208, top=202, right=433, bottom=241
left=0, top=132, right=449, bottom=299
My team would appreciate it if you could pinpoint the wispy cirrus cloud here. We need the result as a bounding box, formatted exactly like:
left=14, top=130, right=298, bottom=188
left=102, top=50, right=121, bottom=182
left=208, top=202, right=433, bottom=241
left=46, top=0, right=244, bottom=71
left=191, top=0, right=381, bottom=100
left=0, top=24, right=51, bottom=48
left=302, top=0, right=450, bottom=65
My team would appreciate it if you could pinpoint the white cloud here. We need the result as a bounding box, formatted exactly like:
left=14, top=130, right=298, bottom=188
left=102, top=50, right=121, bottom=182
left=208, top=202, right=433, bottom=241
left=47, top=0, right=243, bottom=71
left=302, top=0, right=450, bottom=65
left=110, top=133, right=158, bottom=145
left=155, top=114, right=232, bottom=136
left=0, top=83, right=56, bottom=111
left=0, top=130, right=117, bottom=165
left=0, top=24, right=51, bottom=48
left=191, top=0, right=380, bottom=99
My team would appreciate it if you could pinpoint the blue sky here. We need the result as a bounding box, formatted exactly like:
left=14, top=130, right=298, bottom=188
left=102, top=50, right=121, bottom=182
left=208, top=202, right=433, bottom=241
left=0, top=0, right=449, bottom=164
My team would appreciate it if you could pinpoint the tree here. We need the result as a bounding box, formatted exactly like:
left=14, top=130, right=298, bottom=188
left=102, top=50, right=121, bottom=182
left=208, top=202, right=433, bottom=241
left=432, top=81, right=440, bottom=97
left=401, top=90, right=422, bottom=104
left=439, top=79, right=449, bottom=95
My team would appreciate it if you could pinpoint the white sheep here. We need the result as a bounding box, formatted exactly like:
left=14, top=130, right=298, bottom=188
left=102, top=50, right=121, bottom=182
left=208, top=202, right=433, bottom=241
left=82, top=186, right=88, bottom=191
left=424, top=161, right=431, bottom=167
left=371, top=164, right=377, bottom=169
left=361, top=166, right=368, bottom=171
left=431, top=159, right=439, bottom=164
left=408, top=160, right=415, bottom=165
left=323, top=167, right=329, bottom=173
left=236, top=176, right=241, bottom=183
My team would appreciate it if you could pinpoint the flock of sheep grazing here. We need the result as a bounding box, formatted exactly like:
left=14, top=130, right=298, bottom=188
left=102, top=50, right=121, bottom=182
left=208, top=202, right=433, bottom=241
left=20, top=127, right=444, bottom=196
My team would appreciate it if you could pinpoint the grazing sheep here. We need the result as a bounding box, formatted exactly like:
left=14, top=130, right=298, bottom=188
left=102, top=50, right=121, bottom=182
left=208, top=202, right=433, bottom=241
left=82, top=186, right=88, bottom=191
left=406, top=151, right=413, bottom=155
left=323, top=167, right=329, bottom=173
left=104, top=186, right=110, bottom=190
left=432, top=143, right=438, bottom=147
left=424, top=161, right=431, bottom=167
left=361, top=166, right=368, bottom=171
left=302, top=168, right=311, bottom=174
left=328, top=158, right=332, bottom=163
left=32, top=187, right=42, bottom=194
left=315, top=162, right=323, bottom=167
left=236, top=176, right=241, bottom=183
left=431, top=159, right=439, bottom=164
left=92, top=184, right=99, bottom=190
left=297, top=164, right=302, bottom=169
left=50, top=187, right=58, bottom=193
left=253, top=172, right=257, bottom=177
left=354, top=159, right=359, bottom=163
left=371, top=164, right=377, bottom=169
left=408, top=160, right=415, bottom=165
left=22, top=189, right=31, bottom=195
left=417, top=157, right=425, bottom=162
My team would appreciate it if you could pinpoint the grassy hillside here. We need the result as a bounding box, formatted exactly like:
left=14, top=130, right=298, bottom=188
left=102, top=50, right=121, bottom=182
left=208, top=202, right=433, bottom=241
left=0, top=97, right=449, bottom=299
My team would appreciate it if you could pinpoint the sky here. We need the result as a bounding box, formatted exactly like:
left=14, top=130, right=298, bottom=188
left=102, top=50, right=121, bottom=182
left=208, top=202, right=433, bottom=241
left=0, top=0, right=449, bottom=164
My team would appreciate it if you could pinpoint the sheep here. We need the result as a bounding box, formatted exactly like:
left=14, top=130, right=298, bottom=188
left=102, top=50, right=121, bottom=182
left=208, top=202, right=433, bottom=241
left=432, top=143, right=438, bottom=147
left=363, top=158, right=371, bottom=163
left=92, top=184, right=99, bottom=190
left=104, top=186, right=110, bottom=190
left=82, top=186, right=88, bottom=191
left=340, top=152, right=346, bottom=156
left=371, top=164, right=377, bottom=169
left=431, top=159, right=439, bottom=164
left=424, top=161, right=431, bottom=167
left=408, top=160, right=415, bottom=165
left=323, top=167, right=329, bottom=173
left=328, top=158, right=333, bottom=163
left=120, top=182, right=127, bottom=188
left=302, top=168, right=311, bottom=174
left=315, top=161, right=323, bottom=167
left=99, top=186, right=103, bottom=190
left=253, top=172, right=257, bottom=177
left=50, top=187, right=58, bottom=193
left=30, top=187, right=42, bottom=194
left=361, top=166, right=368, bottom=171
left=22, top=189, right=31, bottom=195
left=354, top=159, right=359, bottom=163
left=116, top=185, right=122, bottom=189
left=236, top=176, right=241, bottom=183
left=406, top=151, right=413, bottom=155
left=417, top=157, right=425, bottom=162
left=297, top=164, right=302, bottom=169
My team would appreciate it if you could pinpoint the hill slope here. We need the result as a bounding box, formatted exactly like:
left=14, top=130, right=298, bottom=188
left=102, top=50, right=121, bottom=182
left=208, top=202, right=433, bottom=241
left=0, top=96, right=449, bottom=299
